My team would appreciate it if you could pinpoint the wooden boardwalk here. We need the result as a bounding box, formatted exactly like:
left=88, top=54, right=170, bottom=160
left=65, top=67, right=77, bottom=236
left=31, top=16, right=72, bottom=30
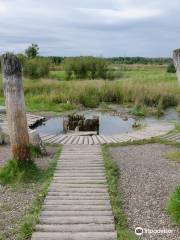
left=31, top=145, right=117, bottom=240
left=40, top=122, right=174, bottom=145
left=0, top=113, right=45, bottom=133
left=160, top=132, right=180, bottom=143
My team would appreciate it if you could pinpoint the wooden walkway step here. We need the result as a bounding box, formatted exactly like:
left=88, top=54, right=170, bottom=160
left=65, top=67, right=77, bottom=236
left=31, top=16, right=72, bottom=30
left=31, top=145, right=117, bottom=240
left=0, top=112, right=45, bottom=133
left=40, top=122, right=174, bottom=145
left=160, top=132, right=180, bottom=143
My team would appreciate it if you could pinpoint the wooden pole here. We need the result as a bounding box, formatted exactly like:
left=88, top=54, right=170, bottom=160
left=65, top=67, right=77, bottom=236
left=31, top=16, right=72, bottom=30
left=173, top=49, right=180, bottom=86
left=1, top=53, right=30, bottom=163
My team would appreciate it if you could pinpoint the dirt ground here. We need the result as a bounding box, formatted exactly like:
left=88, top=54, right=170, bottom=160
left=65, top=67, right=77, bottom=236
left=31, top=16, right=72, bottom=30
left=109, top=144, right=180, bottom=240
left=0, top=145, right=57, bottom=240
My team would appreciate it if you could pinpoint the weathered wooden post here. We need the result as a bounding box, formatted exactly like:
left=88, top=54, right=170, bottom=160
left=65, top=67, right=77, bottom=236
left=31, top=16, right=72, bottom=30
left=173, top=49, right=180, bottom=85
left=1, top=53, right=30, bottom=163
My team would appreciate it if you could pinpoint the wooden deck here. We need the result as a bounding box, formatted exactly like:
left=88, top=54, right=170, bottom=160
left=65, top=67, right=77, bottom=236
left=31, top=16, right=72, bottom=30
left=0, top=113, right=46, bottom=133
left=31, top=145, right=117, bottom=240
left=40, top=122, right=174, bottom=145
left=160, top=132, right=180, bottom=143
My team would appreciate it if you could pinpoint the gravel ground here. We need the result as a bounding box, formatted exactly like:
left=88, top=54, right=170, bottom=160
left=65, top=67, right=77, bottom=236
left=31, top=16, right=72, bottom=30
left=109, top=144, right=180, bottom=240
left=0, top=145, right=57, bottom=240
left=0, top=146, right=11, bottom=166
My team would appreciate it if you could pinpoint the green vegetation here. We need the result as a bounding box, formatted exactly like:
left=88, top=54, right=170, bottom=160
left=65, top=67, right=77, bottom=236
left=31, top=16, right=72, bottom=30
left=102, top=145, right=137, bottom=240
left=17, top=147, right=61, bottom=239
left=0, top=63, right=179, bottom=114
left=25, top=43, right=39, bottom=58
left=109, top=56, right=171, bottom=65
left=166, top=186, right=180, bottom=225
left=175, top=123, right=180, bottom=133
left=0, top=145, right=61, bottom=239
left=0, top=160, right=39, bottom=185
left=23, top=58, right=50, bottom=79
left=167, top=63, right=176, bottom=73
left=49, top=70, right=66, bottom=81
left=63, top=57, right=108, bottom=79
left=131, top=105, right=147, bottom=117
left=165, top=150, right=180, bottom=163
left=0, top=145, right=46, bottom=185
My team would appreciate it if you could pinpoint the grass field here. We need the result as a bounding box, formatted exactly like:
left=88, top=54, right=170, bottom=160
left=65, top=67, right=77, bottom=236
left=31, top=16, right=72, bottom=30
left=49, top=70, right=66, bottom=81
left=0, top=64, right=179, bottom=114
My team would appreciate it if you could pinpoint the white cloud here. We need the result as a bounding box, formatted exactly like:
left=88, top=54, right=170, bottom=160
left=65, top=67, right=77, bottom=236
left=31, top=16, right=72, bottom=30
left=0, top=0, right=179, bottom=57
left=0, top=2, right=7, bottom=14
left=76, top=7, right=163, bottom=24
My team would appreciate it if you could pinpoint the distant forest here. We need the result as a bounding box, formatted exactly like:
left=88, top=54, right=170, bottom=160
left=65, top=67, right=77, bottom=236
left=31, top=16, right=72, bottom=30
left=47, top=56, right=172, bottom=65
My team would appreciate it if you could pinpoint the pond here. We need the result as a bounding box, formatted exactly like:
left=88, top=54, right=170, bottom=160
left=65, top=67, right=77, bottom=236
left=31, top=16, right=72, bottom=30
left=35, top=108, right=180, bottom=136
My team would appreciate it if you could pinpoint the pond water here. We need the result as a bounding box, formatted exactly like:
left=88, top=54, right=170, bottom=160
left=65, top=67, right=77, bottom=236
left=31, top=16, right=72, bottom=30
left=35, top=108, right=180, bottom=136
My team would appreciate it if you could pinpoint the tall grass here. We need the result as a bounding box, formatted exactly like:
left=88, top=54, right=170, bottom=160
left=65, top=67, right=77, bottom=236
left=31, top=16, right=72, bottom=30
left=0, top=66, right=179, bottom=113
left=166, top=186, right=180, bottom=225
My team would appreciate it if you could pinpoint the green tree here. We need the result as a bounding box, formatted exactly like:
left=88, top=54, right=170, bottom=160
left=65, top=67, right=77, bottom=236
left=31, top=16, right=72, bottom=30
left=25, top=44, right=39, bottom=58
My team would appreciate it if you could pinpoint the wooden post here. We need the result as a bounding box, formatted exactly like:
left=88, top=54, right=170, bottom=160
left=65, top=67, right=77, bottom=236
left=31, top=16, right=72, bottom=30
left=173, top=49, right=180, bottom=85
left=1, top=53, right=30, bottom=163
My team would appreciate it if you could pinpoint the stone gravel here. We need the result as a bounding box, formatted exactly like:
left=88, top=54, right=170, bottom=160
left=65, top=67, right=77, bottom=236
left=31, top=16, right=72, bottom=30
left=109, top=144, right=180, bottom=240
left=0, top=145, right=57, bottom=240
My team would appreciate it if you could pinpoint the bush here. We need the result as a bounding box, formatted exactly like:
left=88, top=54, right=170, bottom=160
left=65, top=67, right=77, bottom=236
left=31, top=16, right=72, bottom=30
left=63, top=57, right=108, bottom=80
left=0, top=159, right=40, bottom=185
left=131, top=105, right=146, bottom=116
left=23, top=58, right=50, bottom=79
left=167, top=63, right=176, bottom=73
left=79, top=87, right=100, bottom=108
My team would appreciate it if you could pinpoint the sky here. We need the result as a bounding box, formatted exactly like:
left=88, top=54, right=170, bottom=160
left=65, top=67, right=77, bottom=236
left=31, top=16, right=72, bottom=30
left=0, top=0, right=180, bottom=57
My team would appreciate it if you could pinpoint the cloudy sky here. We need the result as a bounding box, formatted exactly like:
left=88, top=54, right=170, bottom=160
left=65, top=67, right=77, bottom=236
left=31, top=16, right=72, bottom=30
left=0, top=0, right=179, bottom=57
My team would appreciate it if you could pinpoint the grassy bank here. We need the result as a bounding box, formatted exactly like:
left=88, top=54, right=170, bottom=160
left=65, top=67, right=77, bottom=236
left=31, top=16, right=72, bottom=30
left=166, top=186, right=180, bottom=225
left=102, top=145, right=137, bottom=240
left=17, top=147, right=61, bottom=239
left=0, top=146, right=61, bottom=240
left=0, top=65, right=179, bottom=113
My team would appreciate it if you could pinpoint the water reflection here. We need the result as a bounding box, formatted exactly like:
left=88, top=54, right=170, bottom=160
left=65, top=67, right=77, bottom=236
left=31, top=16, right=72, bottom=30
left=36, top=109, right=179, bottom=136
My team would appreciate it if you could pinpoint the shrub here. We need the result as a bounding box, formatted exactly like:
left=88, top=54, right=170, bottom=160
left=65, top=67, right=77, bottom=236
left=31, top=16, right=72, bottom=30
left=131, top=105, right=146, bottom=116
left=105, top=70, right=123, bottom=80
left=167, top=63, right=176, bottom=73
left=0, top=159, right=40, bottom=185
left=63, top=57, right=108, bottom=80
left=79, top=87, right=100, bottom=108
left=23, top=58, right=50, bottom=79
left=161, top=95, right=178, bottom=109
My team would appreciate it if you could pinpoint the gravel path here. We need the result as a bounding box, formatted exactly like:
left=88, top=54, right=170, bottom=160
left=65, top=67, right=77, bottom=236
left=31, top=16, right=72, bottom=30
left=0, top=146, right=11, bottom=166
left=109, top=144, right=180, bottom=240
left=0, top=145, right=57, bottom=240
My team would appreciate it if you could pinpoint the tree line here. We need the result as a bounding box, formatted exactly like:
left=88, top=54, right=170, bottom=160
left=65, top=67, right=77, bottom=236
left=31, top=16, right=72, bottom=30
left=0, top=44, right=175, bottom=79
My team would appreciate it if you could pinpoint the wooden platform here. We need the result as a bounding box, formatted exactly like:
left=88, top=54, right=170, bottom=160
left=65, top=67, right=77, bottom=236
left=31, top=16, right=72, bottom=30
left=40, top=122, right=174, bottom=145
left=160, top=132, right=180, bottom=143
left=31, top=145, right=117, bottom=240
left=0, top=113, right=45, bottom=133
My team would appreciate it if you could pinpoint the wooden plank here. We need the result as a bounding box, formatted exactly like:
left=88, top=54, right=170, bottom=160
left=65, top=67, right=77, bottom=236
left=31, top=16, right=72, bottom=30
left=65, top=136, right=76, bottom=144
left=78, top=136, right=84, bottom=145
left=88, top=136, right=94, bottom=145
left=41, top=134, right=57, bottom=141
left=84, top=136, right=89, bottom=145
left=97, top=135, right=106, bottom=144
left=60, top=136, right=71, bottom=145
left=54, top=135, right=67, bottom=144
left=100, top=135, right=112, bottom=144
left=49, top=135, right=64, bottom=144
left=72, top=136, right=80, bottom=144
left=92, top=135, right=99, bottom=145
